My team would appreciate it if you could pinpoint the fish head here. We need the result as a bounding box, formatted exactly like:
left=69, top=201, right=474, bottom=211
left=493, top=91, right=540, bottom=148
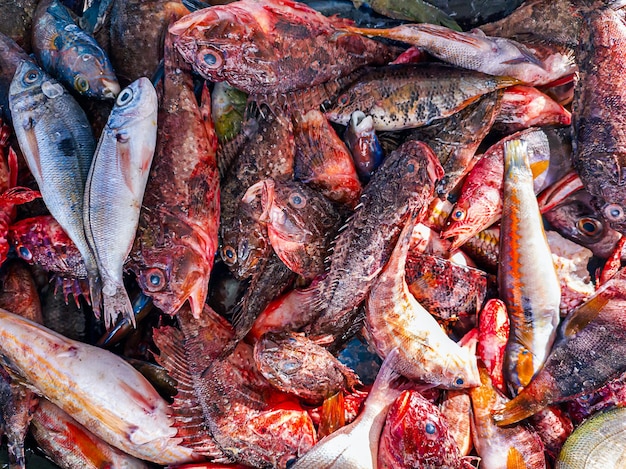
left=9, top=61, right=51, bottom=100
left=63, top=40, right=120, bottom=99
left=325, top=81, right=376, bottom=127
left=220, top=213, right=271, bottom=281
left=132, top=241, right=210, bottom=319
left=379, top=390, right=462, bottom=467
left=107, top=77, right=158, bottom=130
left=169, top=5, right=281, bottom=94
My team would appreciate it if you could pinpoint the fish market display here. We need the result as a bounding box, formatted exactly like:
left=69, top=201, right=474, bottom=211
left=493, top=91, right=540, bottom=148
left=2, top=0, right=626, bottom=467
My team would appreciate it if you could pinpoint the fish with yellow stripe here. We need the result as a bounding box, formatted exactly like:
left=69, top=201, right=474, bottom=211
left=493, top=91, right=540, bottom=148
left=498, top=138, right=561, bottom=393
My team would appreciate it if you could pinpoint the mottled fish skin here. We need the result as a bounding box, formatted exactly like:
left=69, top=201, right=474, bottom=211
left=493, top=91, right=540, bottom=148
left=129, top=34, right=219, bottom=320
left=8, top=60, right=101, bottom=317
left=492, top=266, right=626, bottom=427
left=499, top=139, right=561, bottom=393
left=556, top=407, right=626, bottom=469
left=343, top=23, right=576, bottom=86
left=378, top=390, right=472, bottom=469
left=306, top=140, right=444, bottom=348
left=32, top=0, right=119, bottom=99
left=31, top=398, right=150, bottom=469
left=366, top=216, right=480, bottom=388
left=572, top=7, right=626, bottom=236
left=84, top=78, right=158, bottom=328
left=169, top=0, right=397, bottom=95
left=243, top=178, right=342, bottom=280
left=325, top=63, right=518, bottom=131
left=253, top=331, right=361, bottom=404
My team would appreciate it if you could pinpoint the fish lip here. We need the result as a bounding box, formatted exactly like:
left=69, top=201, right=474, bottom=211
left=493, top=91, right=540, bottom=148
left=101, top=78, right=121, bottom=99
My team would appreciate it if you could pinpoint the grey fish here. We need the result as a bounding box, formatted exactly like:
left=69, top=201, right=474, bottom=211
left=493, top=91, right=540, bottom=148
left=9, top=60, right=102, bottom=318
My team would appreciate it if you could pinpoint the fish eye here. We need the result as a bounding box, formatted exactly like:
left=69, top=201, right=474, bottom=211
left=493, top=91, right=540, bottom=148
left=338, top=93, right=350, bottom=106
left=406, top=158, right=419, bottom=174
left=450, top=208, right=465, bottom=222
left=288, top=192, right=306, bottom=208
left=455, top=377, right=464, bottom=386
left=74, top=75, right=89, bottom=93
left=604, top=204, right=625, bottom=222
left=425, top=422, right=436, bottom=434
left=17, top=245, right=32, bottom=261
left=286, top=457, right=298, bottom=468
left=142, top=268, right=166, bottom=292
left=81, top=53, right=93, bottom=62
left=23, top=70, right=38, bottom=84
left=116, top=88, right=133, bottom=106
left=577, top=217, right=602, bottom=237
left=221, top=245, right=237, bottom=265
left=202, top=49, right=223, bottom=69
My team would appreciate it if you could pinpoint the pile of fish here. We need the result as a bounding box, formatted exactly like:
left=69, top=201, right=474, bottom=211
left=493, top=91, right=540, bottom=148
left=3, top=0, right=626, bottom=467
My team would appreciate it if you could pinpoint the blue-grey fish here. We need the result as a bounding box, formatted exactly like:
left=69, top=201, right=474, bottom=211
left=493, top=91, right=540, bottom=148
left=9, top=60, right=101, bottom=317
left=84, top=77, right=158, bottom=328
left=32, top=0, right=119, bottom=99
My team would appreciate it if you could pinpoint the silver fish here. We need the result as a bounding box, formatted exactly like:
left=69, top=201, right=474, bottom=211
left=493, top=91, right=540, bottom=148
left=8, top=60, right=102, bottom=317
left=84, top=77, right=158, bottom=328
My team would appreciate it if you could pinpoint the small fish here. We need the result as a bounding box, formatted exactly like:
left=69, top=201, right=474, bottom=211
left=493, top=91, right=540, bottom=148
left=439, top=390, right=473, bottom=457
left=556, top=407, right=626, bottom=469
left=9, top=60, right=101, bottom=317
left=32, top=0, right=119, bottom=99
left=0, top=308, right=197, bottom=464
left=169, top=0, right=397, bottom=95
left=572, top=7, right=626, bottom=236
left=291, top=349, right=404, bottom=469
left=325, top=63, right=519, bottom=131
left=499, top=138, right=561, bottom=392
left=31, top=398, right=150, bottom=469
left=378, top=390, right=474, bottom=468
left=343, top=111, right=384, bottom=184
left=366, top=216, right=480, bottom=388
left=253, top=332, right=361, bottom=404
left=470, top=362, right=547, bottom=469
left=477, top=298, right=509, bottom=394
left=343, top=23, right=576, bottom=86
left=243, top=178, right=342, bottom=280
left=493, top=266, right=626, bottom=426
left=84, top=77, right=158, bottom=328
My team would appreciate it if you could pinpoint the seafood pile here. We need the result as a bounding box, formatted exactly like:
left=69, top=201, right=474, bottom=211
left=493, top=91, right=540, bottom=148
left=3, top=0, right=626, bottom=467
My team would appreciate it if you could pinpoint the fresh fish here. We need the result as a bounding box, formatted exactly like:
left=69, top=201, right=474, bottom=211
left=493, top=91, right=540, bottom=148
left=128, top=34, right=219, bottom=320
left=366, top=217, right=480, bottom=388
left=109, top=0, right=189, bottom=85
left=556, top=407, right=626, bottom=468
left=294, top=109, right=362, bottom=208
left=325, top=63, right=519, bottom=131
left=566, top=370, right=626, bottom=425
left=0, top=32, right=32, bottom=122
left=243, top=178, right=342, bottom=280
left=31, top=398, right=150, bottom=469
left=343, top=111, right=384, bottom=183
left=291, top=348, right=404, bottom=469
left=441, top=127, right=572, bottom=250
left=439, top=390, right=473, bottom=457
left=212, top=82, right=248, bottom=143
left=530, top=407, right=574, bottom=462
left=477, top=298, right=509, bottom=394
left=306, top=139, right=444, bottom=347
left=253, top=331, right=361, bottom=404
left=492, top=266, right=626, bottom=426
left=572, top=7, right=626, bottom=235
left=84, top=77, right=158, bottom=328
left=169, top=0, right=397, bottom=95
left=8, top=60, right=101, bottom=317
left=0, top=309, right=198, bottom=464
left=408, top=89, right=502, bottom=199
left=351, top=0, right=460, bottom=30
left=378, top=390, right=474, bottom=469
left=499, top=138, right=561, bottom=392
left=494, top=84, right=572, bottom=133
left=32, top=0, right=120, bottom=99
left=343, top=23, right=576, bottom=86
left=154, top=305, right=316, bottom=467
left=460, top=226, right=500, bottom=273
left=470, top=363, right=547, bottom=469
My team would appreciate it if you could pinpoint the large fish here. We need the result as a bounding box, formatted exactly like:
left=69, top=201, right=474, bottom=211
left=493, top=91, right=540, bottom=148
left=32, top=0, right=119, bottom=99
left=84, top=77, right=158, bottom=328
left=572, top=6, right=626, bottom=236
left=8, top=60, right=101, bottom=317
left=168, top=0, right=397, bottom=95
left=128, top=34, right=219, bottom=320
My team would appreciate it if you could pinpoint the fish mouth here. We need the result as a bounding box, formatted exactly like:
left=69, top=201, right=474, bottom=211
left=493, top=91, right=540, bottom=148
left=100, top=78, right=121, bottom=99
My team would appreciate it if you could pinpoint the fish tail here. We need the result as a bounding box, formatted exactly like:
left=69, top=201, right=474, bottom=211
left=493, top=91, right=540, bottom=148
left=503, top=138, right=530, bottom=173
left=88, top=272, right=103, bottom=320
left=102, top=282, right=135, bottom=330
left=492, top=374, right=554, bottom=426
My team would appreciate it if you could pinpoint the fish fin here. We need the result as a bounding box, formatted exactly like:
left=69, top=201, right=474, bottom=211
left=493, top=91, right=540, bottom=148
left=0, top=187, right=41, bottom=205
left=101, top=282, right=135, bottom=329
left=7, top=147, right=18, bottom=189
left=152, top=326, right=228, bottom=459
left=317, top=391, right=346, bottom=439
left=506, top=447, right=529, bottom=469
left=199, top=82, right=218, bottom=154
left=46, top=0, right=77, bottom=24
left=491, top=388, right=549, bottom=427
left=88, top=273, right=102, bottom=320
left=21, top=125, right=44, bottom=183
left=560, top=292, right=610, bottom=338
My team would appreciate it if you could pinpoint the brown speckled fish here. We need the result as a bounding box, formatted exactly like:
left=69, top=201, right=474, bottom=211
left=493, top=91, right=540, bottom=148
left=129, top=33, right=219, bottom=320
